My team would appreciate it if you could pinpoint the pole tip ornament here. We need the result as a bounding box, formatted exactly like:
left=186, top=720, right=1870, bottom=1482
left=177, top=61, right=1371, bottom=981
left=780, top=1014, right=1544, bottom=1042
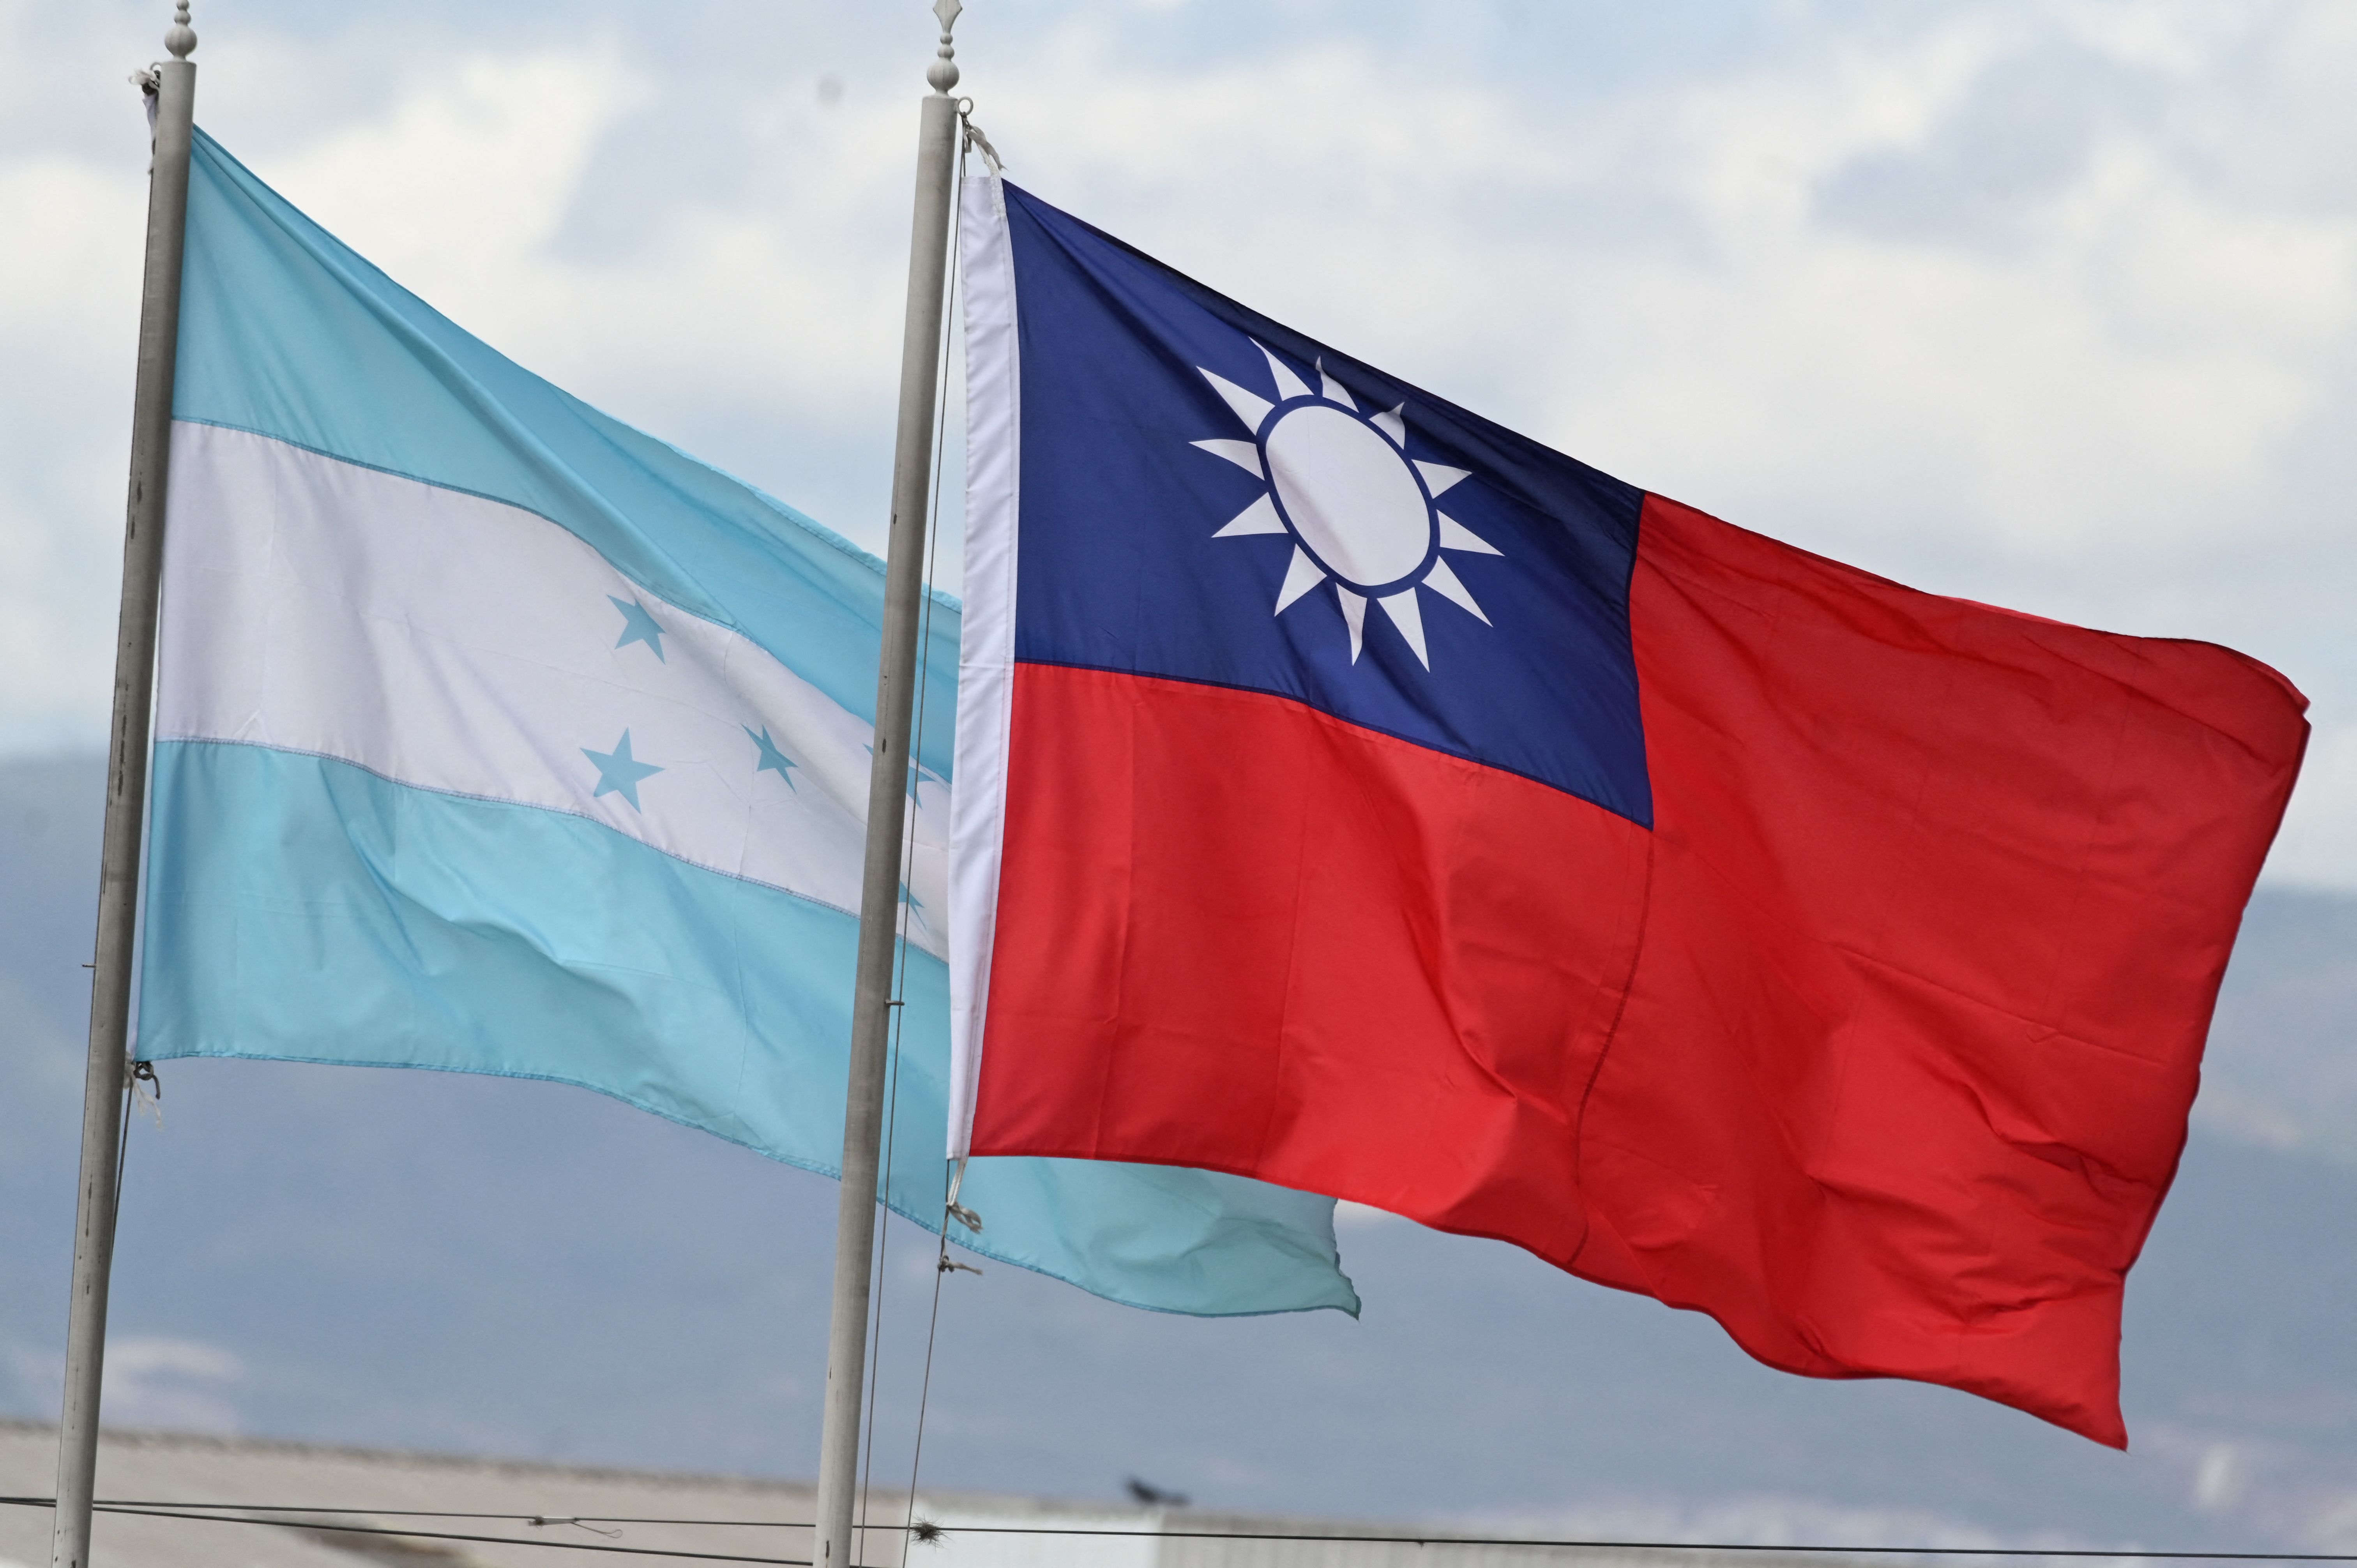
left=927, top=0, right=961, bottom=94
left=164, top=1, right=195, bottom=60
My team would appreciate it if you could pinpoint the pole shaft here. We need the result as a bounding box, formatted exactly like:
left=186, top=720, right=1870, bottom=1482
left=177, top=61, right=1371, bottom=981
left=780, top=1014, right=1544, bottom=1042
left=814, top=87, right=959, bottom=1568
left=51, top=55, right=195, bottom=1568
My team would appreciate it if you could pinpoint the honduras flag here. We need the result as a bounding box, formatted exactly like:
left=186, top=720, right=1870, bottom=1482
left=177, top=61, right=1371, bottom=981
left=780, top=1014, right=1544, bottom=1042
left=134, top=129, right=1359, bottom=1319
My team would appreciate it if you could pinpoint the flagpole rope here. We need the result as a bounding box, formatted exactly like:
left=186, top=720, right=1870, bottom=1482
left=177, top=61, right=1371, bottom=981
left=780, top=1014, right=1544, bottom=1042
left=103, top=1059, right=160, bottom=1272
left=856, top=104, right=971, bottom=1562
left=897, top=1199, right=952, bottom=1543
left=108, top=1064, right=134, bottom=1231
left=889, top=110, right=979, bottom=1556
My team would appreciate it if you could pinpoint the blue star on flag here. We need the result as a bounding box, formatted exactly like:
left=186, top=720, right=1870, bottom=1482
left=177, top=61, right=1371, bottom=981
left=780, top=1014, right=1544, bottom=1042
left=582, top=729, right=663, bottom=810
left=746, top=725, right=798, bottom=789
left=609, top=595, right=666, bottom=661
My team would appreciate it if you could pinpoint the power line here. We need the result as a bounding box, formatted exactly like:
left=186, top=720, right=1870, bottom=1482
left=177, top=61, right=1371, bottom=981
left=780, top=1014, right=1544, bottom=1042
left=0, top=1496, right=807, bottom=1564
left=5, top=1496, right=2357, bottom=1561
left=889, top=1531, right=2357, bottom=1561
left=5, top=1496, right=609, bottom=1522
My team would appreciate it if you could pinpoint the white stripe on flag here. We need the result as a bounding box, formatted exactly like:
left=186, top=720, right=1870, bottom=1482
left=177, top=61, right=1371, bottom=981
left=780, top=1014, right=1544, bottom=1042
left=156, top=420, right=949, bottom=955
left=947, top=174, right=1023, bottom=1157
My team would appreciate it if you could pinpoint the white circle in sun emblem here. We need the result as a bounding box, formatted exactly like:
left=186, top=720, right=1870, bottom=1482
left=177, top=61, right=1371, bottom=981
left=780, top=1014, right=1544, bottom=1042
left=1190, top=340, right=1504, bottom=669
left=1263, top=404, right=1432, bottom=590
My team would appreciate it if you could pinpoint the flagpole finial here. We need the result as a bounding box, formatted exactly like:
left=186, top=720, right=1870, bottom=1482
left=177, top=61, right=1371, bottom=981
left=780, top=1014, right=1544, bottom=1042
left=164, top=0, right=195, bottom=60
left=927, top=0, right=962, bottom=94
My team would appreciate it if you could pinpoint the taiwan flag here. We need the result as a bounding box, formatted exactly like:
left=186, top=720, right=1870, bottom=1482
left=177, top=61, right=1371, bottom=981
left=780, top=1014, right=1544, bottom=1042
left=945, top=174, right=2308, bottom=1444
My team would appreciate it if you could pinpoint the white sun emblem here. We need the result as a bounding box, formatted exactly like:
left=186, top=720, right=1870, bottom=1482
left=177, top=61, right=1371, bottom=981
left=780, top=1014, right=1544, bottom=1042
left=1189, top=343, right=1501, bottom=667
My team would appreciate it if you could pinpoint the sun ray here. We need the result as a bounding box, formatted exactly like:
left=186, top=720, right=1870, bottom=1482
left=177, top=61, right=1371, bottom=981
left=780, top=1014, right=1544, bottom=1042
left=1437, top=513, right=1502, bottom=556
left=1415, top=461, right=1470, bottom=496
left=1316, top=358, right=1355, bottom=410
left=1423, top=557, right=1490, bottom=624
left=1373, top=403, right=1406, bottom=447
left=1256, top=342, right=1315, bottom=403
left=1336, top=586, right=1368, bottom=662
left=1200, top=367, right=1273, bottom=433
left=1216, top=494, right=1288, bottom=539
left=1379, top=589, right=1430, bottom=668
left=1275, top=545, right=1328, bottom=613
left=1192, top=438, right=1263, bottom=477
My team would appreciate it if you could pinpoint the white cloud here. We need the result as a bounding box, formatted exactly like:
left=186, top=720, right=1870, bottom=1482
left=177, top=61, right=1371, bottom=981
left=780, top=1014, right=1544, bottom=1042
left=262, top=50, right=649, bottom=323
left=3, top=1, right=2354, bottom=881
left=2054, top=0, right=2251, bottom=78
left=0, top=150, right=147, bottom=749
left=2140, top=1421, right=2357, bottom=1550
left=2273, top=727, right=2357, bottom=893
left=1560, top=126, right=2357, bottom=558
left=101, top=1334, right=244, bottom=1432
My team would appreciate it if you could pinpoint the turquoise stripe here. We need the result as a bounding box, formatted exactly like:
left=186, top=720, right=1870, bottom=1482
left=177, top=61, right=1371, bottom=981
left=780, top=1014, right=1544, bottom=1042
left=138, top=740, right=1358, bottom=1317
left=174, top=129, right=958, bottom=780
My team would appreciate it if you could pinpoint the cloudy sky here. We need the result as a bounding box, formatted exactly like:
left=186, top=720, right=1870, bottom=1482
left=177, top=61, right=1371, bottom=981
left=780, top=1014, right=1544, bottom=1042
left=6, top=0, right=2353, bottom=886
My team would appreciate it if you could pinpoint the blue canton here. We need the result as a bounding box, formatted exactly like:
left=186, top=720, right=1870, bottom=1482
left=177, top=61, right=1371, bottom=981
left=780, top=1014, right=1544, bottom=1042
left=998, top=182, right=1652, bottom=828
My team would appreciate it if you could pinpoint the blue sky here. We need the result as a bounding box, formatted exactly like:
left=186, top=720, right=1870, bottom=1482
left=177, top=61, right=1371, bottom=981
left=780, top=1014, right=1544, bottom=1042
left=6, top=0, right=2353, bottom=885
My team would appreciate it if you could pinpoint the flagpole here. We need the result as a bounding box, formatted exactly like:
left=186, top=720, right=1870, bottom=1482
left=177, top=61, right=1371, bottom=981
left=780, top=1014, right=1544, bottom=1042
left=49, top=7, right=197, bottom=1567
left=815, top=5, right=963, bottom=1567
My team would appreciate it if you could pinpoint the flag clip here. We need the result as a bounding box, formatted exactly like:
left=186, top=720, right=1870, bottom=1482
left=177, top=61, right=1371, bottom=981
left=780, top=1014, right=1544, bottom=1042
left=939, top=1255, right=983, bottom=1277
left=943, top=1154, right=983, bottom=1231
left=128, top=1059, right=163, bottom=1128
left=130, top=67, right=159, bottom=161
left=958, top=104, right=1005, bottom=176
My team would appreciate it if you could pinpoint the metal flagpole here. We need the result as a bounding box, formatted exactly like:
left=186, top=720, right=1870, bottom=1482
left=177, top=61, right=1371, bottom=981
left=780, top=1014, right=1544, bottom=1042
left=815, top=5, right=963, bottom=1567
left=49, top=7, right=198, bottom=1568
